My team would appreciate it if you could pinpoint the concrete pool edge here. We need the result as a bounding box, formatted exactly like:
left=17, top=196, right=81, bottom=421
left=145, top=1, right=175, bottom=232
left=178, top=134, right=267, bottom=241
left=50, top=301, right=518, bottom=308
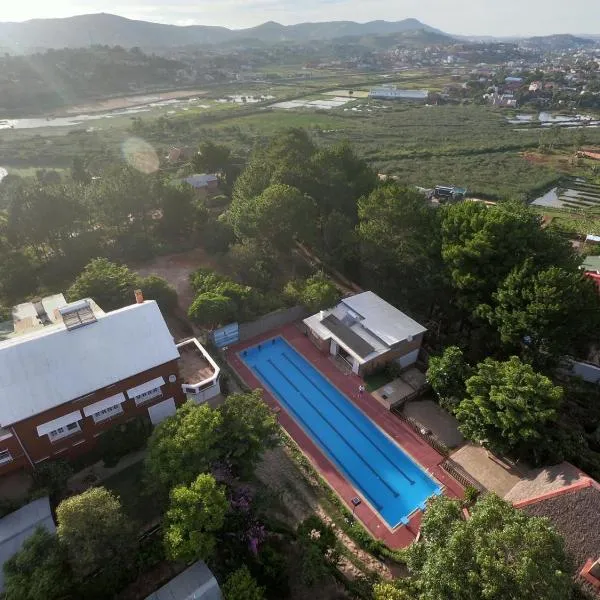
left=237, top=336, right=442, bottom=531
left=225, top=325, right=465, bottom=549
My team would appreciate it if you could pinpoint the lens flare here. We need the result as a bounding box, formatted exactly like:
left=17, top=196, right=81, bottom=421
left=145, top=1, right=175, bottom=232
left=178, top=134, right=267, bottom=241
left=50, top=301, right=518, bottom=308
left=121, top=137, right=159, bottom=174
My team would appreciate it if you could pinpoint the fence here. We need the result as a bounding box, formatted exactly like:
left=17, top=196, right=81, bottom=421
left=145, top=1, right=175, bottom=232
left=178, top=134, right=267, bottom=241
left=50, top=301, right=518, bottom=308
left=238, top=305, right=309, bottom=342
left=390, top=408, right=450, bottom=457
left=441, top=459, right=487, bottom=493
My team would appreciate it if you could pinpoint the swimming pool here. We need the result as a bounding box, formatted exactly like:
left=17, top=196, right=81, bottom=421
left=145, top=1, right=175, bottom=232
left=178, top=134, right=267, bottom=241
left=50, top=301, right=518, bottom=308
left=240, top=337, right=440, bottom=528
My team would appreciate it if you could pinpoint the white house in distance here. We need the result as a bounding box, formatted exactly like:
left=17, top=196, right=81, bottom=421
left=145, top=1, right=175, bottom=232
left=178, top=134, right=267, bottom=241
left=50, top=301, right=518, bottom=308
left=303, top=291, right=427, bottom=376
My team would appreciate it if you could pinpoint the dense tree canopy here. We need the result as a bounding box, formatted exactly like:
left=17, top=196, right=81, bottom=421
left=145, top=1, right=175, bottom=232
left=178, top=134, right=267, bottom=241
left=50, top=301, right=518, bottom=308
left=163, top=473, right=228, bottom=562
left=222, top=565, right=266, bottom=600
left=440, top=201, right=575, bottom=315
left=283, top=273, right=340, bottom=313
left=67, top=258, right=177, bottom=314
left=219, top=390, right=279, bottom=477
left=357, top=183, right=444, bottom=318
left=393, top=494, right=571, bottom=600
left=426, top=346, right=472, bottom=409
left=456, top=356, right=563, bottom=459
left=3, top=528, right=73, bottom=600
left=56, top=487, right=136, bottom=578
left=144, top=402, right=223, bottom=498
left=479, top=258, right=600, bottom=361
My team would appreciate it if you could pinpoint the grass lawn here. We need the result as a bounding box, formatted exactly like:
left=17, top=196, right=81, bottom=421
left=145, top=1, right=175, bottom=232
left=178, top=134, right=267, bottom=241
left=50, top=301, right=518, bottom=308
left=102, top=461, right=161, bottom=527
left=364, top=370, right=394, bottom=392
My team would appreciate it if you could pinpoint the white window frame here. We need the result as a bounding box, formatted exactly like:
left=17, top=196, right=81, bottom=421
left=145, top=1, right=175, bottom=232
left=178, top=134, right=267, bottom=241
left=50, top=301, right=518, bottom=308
left=48, top=421, right=81, bottom=443
left=133, top=387, right=163, bottom=406
left=0, top=449, right=13, bottom=465
left=92, top=403, right=124, bottom=423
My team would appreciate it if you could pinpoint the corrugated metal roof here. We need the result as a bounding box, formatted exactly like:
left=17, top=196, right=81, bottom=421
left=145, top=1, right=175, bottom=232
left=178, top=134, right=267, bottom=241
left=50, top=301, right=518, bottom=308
left=0, top=497, right=56, bottom=592
left=0, top=301, right=180, bottom=426
left=145, top=560, right=222, bottom=600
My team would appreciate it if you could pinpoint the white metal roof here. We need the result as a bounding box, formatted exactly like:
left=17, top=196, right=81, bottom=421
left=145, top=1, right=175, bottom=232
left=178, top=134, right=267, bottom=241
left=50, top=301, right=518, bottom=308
left=303, top=292, right=427, bottom=364
left=0, top=497, right=55, bottom=592
left=145, top=560, right=222, bottom=600
left=0, top=301, right=180, bottom=426
left=340, top=292, right=426, bottom=346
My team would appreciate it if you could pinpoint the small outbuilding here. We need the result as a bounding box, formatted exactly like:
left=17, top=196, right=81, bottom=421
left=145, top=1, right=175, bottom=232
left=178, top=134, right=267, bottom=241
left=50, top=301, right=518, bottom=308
left=303, top=291, right=426, bottom=376
left=145, top=560, right=222, bottom=600
left=0, top=497, right=56, bottom=592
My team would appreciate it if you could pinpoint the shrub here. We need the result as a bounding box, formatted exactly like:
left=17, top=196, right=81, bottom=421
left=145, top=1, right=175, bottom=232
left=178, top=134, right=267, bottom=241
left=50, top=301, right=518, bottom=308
left=97, top=416, right=152, bottom=468
left=31, top=459, right=73, bottom=498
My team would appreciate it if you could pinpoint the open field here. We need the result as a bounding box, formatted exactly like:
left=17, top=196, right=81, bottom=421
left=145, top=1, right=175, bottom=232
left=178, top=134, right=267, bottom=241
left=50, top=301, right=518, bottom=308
left=2, top=69, right=600, bottom=199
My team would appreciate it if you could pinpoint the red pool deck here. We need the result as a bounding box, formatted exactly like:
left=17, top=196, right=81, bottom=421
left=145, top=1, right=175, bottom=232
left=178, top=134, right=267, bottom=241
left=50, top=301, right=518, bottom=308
left=226, top=324, right=464, bottom=549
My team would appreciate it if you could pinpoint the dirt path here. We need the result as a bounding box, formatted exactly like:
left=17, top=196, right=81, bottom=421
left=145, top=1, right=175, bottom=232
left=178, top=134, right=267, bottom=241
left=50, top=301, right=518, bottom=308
left=132, top=247, right=222, bottom=314
left=256, top=446, right=398, bottom=581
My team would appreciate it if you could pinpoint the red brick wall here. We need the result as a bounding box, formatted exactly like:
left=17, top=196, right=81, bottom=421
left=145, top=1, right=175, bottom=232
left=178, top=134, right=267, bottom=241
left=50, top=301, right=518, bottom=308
left=11, top=360, right=185, bottom=466
left=0, top=433, right=31, bottom=476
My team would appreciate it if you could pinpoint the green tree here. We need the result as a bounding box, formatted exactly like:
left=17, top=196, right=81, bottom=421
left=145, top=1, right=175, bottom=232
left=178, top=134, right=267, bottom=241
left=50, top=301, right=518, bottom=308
left=373, top=582, right=414, bottom=600
left=188, top=292, right=235, bottom=328
left=218, top=390, right=279, bottom=476
left=163, top=473, right=228, bottom=562
left=440, top=201, right=575, bottom=316
left=56, top=487, right=136, bottom=578
left=144, top=402, right=223, bottom=497
left=456, top=356, right=563, bottom=459
left=296, top=516, right=339, bottom=587
left=402, top=494, right=571, bottom=600
left=140, top=275, right=178, bottom=315
left=358, top=184, right=445, bottom=318
left=479, top=259, right=600, bottom=362
left=3, top=528, right=74, bottom=600
left=228, top=183, right=317, bottom=251
left=426, top=346, right=471, bottom=410
left=66, top=258, right=138, bottom=310
left=193, top=141, right=232, bottom=174
left=71, top=157, right=91, bottom=184
left=284, top=273, right=340, bottom=312
left=222, top=565, right=266, bottom=600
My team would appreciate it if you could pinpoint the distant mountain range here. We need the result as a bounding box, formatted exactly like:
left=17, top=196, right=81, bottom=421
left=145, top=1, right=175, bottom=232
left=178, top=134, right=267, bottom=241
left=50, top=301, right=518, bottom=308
left=0, top=13, right=597, bottom=54
left=0, top=13, right=447, bottom=52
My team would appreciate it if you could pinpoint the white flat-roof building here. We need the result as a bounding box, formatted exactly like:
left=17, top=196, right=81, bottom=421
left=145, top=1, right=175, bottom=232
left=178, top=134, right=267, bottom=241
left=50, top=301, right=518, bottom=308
left=369, top=87, right=429, bottom=102
left=303, top=291, right=426, bottom=376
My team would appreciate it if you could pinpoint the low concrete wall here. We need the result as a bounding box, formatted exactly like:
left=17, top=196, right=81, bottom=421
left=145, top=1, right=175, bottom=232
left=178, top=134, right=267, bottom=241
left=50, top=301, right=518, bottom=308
left=239, top=306, right=309, bottom=342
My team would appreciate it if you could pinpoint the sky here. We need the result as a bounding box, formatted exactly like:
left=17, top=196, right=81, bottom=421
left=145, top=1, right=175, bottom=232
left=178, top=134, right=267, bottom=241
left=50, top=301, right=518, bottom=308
left=1, top=0, right=600, bottom=37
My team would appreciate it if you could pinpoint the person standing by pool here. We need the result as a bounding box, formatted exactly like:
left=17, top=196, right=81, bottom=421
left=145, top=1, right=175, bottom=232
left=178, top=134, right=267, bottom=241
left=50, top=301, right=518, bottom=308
left=358, top=384, right=365, bottom=397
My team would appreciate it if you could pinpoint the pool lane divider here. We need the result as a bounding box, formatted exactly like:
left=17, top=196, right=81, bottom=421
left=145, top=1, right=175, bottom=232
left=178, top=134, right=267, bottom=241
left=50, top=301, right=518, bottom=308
left=280, top=351, right=416, bottom=486
left=265, top=357, right=403, bottom=500
left=253, top=362, right=384, bottom=512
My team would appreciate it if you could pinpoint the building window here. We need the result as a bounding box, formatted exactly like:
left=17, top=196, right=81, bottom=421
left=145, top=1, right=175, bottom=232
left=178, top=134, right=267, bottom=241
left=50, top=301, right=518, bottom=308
left=92, top=403, right=124, bottom=423
left=48, top=421, right=81, bottom=442
left=133, top=387, right=163, bottom=406
left=0, top=449, right=13, bottom=465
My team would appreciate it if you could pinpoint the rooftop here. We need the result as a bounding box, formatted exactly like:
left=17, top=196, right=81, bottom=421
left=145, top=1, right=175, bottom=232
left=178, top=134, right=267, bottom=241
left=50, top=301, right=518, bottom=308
left=515, top=479, right=600, bottom=597
left=581, top=255, right=600, bottom=273
left=145, top=560, right=221, bottom=600
left=183, top=173, right=218, bottom=189
left=0, top=497, right=55, bottom=592
left=303, top=291, right=426, bottom=364
left=0, top=300, right=179, bottom=426
left=178, top=338, right=217, bottom=384
left=176, top=338, right=220, bottom=396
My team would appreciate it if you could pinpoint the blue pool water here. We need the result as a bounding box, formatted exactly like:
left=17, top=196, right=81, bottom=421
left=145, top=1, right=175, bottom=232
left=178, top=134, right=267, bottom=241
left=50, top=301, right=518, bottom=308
left=241, top=337, right=440, bottom=528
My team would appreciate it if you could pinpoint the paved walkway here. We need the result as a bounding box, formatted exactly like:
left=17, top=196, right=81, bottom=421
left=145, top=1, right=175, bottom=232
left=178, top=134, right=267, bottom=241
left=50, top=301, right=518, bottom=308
left=404, top=398, right=464, bottom=449
left=226, top=324, right=464, bottom=549
left=450, top=444, right=522, bottom=497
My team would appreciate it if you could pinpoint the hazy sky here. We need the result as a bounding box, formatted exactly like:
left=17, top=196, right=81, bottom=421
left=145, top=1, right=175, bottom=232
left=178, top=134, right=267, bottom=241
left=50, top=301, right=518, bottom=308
left=2, top=0, right=600, bottom=37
